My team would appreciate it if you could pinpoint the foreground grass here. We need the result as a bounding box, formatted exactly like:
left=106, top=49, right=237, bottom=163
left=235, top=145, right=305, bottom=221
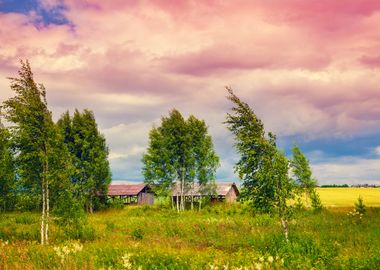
left=1, top=204, right=380, bottom=269
left=317, top=188, right=380, bottom=207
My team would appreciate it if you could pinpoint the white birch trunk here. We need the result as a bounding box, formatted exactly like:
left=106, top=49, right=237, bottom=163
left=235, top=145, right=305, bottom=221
left=281, top=218, right=289, bottom=243
left=41, top=174, right=45, bottom=245
left=45, top=159, right=49, bottom=245
left=176, top=189, right=179, bottom=213
left=181, top=175, right=185, bottom=211
left=305, top=189, right=309, bottom=208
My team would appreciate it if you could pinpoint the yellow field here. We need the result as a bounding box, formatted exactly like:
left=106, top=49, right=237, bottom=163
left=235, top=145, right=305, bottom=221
left=316, top=188, right=380, bottom=207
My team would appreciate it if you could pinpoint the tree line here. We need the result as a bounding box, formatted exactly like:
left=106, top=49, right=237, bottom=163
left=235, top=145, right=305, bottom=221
left=0, top=61, right=111, bottom=244
left=1, top=61, right=321, bottom=244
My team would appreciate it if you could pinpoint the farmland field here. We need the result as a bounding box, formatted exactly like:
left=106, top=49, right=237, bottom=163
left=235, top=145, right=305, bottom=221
left=1, top=190, right=380, bottom=269
left=317, top=188, right=380, bottom=207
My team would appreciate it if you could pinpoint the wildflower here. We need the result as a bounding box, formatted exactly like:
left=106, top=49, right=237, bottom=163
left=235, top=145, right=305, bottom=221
left=259, top=257, right=264, bottom=262
left=209, top=264, right=219, bottom=270
left=121, top=253, right=133, bottom=269
left=267, top=256, right=274, bottom=263
left=255, top=263, right=263, bottom=270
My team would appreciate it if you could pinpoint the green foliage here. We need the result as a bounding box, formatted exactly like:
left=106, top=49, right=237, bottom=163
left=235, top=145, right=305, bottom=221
left=131, top=228, right=144, bottom=240
left=57, top=109, right=112, bottom=212
left=53, top=190, right=87, bottom=240
left=355, top=196, right=366, bottom=215
left=290, top=144, right=318, bottom=208
left=0, top=124, right=15, bottom=212
left=225, top=88, right=296, bottom=215
left=142, top=109, right=219, bottom=203
left=310, top=190, right=323, bottom=212
left=107, top=198, right=125, bottom=209
left=2, top=60, right=74, bottom=244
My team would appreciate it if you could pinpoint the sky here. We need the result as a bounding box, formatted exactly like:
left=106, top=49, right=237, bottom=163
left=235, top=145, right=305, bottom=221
left=1, top=0, right=380, bottom=185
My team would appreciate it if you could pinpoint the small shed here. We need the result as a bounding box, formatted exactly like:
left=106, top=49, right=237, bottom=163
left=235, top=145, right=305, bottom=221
left=172, top=182, right=239, bottom=203
left=107, top=183, right=154, bottom=205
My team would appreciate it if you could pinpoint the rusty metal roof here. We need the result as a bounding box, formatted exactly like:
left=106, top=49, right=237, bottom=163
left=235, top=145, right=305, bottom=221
left=108, top=183, right=147, bottom=196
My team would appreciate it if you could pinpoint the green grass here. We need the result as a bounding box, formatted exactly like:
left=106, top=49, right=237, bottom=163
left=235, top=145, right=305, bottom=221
left=1, top=203, right=380, bottom=269
left=317, top=188, right=380, bottom=207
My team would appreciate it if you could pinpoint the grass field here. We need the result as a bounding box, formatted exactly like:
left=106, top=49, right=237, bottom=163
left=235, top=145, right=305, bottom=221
left=317, top=188, right=380, bottom=207
left=1, top=189, right=380, bottom=269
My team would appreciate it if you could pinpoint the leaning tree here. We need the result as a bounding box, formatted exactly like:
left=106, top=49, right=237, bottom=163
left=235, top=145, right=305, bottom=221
left=2, top=61, right=71, bottom=244
left=225, top=87, right=296, bottom=241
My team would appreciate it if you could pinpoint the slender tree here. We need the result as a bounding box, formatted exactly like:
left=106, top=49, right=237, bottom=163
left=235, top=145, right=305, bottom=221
left=1, top=60, right=70, bottom=244
left=225, top=87, right=296, bottom=241
left=290, top=144, right=318, bottom=208
left=142, top=109, right=219, bottom=211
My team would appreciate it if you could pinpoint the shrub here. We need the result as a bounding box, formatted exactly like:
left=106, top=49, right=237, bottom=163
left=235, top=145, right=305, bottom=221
left=310, top=190, right=323, bottom=212
left=355, top=196, right=366, bottom=215
left=107, top=198, right=125, bottom=209
left=131, top=228, right=144, bottom=240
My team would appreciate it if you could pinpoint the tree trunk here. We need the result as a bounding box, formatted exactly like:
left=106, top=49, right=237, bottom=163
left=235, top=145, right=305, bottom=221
left=281, top=218, right=289, bottom=243
left=176, top=193, right=179, bottom=213
left=171, top=195, right=174, bottom=210
left=181, top=173, right=185, bottom=211
left=45, top=156, right=49, bottom=245
left=199, top=197, right=202, bottom=211
left=89, top=196, right=93, bottom=214
left=191, top=195, right=193, bottom=210
left=41, top=174, right=45, bottom=245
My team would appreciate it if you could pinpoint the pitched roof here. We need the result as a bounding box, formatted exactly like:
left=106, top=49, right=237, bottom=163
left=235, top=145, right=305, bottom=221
left=108, top=183, right=148, bottom=196
left=172, top=182, right=239, bottom=196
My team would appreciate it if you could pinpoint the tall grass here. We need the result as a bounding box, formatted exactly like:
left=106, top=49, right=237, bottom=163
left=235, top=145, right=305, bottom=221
left=1, top=204, right=380, bottom=269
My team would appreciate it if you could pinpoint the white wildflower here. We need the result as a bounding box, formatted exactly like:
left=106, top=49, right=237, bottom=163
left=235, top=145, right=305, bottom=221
left=122, top=253, right=133, bottom=270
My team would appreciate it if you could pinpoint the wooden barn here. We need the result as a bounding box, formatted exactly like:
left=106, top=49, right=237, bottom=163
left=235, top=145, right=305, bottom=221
left=172, top=182, right=239, bottom=204
left=107, top=183, right=154, bottom=205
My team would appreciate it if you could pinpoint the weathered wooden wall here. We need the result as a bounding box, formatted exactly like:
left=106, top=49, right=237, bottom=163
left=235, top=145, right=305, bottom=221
left=138, top=192, right=154, bottom=205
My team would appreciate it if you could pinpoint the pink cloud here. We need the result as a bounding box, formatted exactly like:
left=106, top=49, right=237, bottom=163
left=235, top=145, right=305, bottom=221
left=360, top=55, right=380, bottom=68
left=1, top=0, right=380, bottom=183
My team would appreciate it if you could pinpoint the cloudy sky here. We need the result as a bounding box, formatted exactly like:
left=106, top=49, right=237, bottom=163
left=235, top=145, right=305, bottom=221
left=1, top=0, right=380, bottom=185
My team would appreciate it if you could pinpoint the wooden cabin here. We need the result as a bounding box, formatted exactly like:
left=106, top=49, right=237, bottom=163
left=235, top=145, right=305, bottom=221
left=171, top=182, right=239, bottom=204
left=107, top=183, right=154, bottom=205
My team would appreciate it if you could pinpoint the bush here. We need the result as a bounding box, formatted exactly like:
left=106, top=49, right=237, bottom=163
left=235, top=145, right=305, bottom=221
left=131, top=228, right=144, bottom=240
left=53, top=190, right=87, bottom=240
left=107, top=198, right=124, bottom=209
left=355, top=196, right=366, bottom=215
left=310, top=190, right=323, bottom=212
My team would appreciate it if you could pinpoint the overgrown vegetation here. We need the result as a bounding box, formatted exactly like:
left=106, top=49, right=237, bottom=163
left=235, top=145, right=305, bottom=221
left=1, top=205, right=380, bottom=269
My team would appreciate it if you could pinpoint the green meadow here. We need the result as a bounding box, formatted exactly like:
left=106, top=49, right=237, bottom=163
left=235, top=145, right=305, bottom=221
left=1, top=194, right=380, bottom=270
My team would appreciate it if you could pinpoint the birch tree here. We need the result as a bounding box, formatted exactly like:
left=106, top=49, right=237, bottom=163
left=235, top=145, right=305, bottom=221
left=142, top=109, right=219, bottom=211
left=225, top=87, right=296, bottom=241
left=2, top=60, right=70, bottom=244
